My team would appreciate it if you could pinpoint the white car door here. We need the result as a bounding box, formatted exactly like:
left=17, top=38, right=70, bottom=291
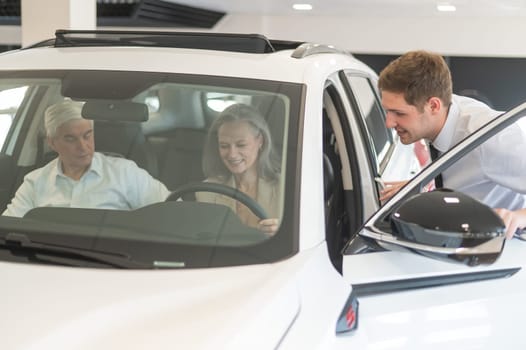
left=341, top=102, right=526, bottom=350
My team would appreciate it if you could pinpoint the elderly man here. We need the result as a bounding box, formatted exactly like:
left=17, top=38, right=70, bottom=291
left=2, top=99, right=170, bottom=217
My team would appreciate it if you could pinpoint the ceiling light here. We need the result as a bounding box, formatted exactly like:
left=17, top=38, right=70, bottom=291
left=293, top=4, right=313, bottom=11
left=437, top=3, right=456, bottom=12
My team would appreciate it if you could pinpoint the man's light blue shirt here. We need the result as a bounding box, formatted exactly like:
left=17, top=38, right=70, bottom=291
left=432, top=95, right=526, bottom=210
left=2, top=152, right=170, bottom=217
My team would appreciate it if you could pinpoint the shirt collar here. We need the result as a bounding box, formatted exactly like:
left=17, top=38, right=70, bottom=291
left=432, top=95, right=460, bottom=153
left=53, top=152, right=102, bottom=180
left=90, top=152, right=103, bottom=176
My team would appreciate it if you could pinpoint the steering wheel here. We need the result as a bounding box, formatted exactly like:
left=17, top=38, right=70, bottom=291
left=166, top=182, right=269, bottom=220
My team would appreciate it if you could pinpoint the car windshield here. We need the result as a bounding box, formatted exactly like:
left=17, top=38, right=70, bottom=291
left=0, top=70, right=304, bottom=269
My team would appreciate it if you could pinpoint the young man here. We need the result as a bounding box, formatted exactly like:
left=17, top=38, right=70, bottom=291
left=2, top=99, right=170, bottom=217
left=377, top=50, right=526, bottom=238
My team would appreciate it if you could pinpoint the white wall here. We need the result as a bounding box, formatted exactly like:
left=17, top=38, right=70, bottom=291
left=2, top=13, right=525, bottom=57
left=0, top=26, right=21, bottom=46
left=20, top=0, right=95, bottom=47
left=212, top=14, right=526, bottom=57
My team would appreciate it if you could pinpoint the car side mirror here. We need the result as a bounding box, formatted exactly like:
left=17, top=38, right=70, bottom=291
left=390, top=189, right=506, bottom=266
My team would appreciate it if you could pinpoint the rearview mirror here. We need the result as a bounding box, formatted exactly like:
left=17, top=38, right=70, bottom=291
left=82, top=100, right=148, bottom=122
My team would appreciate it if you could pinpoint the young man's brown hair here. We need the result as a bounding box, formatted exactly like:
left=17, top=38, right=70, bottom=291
left=378, top=50, right=453, bottom=111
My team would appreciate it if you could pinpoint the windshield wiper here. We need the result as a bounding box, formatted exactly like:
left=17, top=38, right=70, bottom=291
left=0, top=232, right=151, bottom=269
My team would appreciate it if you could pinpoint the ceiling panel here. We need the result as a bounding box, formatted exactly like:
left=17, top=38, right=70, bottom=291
left=164, top=0, right=526, bottom=17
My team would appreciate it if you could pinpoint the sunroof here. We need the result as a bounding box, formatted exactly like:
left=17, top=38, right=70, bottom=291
left=52, top=29, right=277, bottom=54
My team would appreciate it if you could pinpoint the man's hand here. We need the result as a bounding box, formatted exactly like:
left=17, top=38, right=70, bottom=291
left=494, top=208, right=526, bottom=239
left=379, top=180, right=409, bottom=203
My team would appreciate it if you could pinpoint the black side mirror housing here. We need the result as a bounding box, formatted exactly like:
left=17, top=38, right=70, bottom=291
left=390, top=189, right=506, bottom=265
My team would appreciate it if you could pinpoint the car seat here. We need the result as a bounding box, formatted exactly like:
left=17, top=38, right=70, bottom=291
left=254, top=95, right=286, bottom=155
left=94, top=120, right=159, bottom=178
left=148, top=127, right=207, bottom=191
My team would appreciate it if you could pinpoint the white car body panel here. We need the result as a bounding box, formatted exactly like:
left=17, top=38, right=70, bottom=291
left=342, top=243, right=525, bottom=349
left=299, top=82, right=327, bottom=250
left=3, top=254, right=302, bottom=349
left=0, top=46, right=373, bottom=85
left=3, top=245, right=357, bottom=350
left=4, top=241, right=524, bottom=350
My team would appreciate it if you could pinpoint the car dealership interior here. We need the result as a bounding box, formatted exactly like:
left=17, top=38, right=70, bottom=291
left=2, top=1, right=526, bottom=349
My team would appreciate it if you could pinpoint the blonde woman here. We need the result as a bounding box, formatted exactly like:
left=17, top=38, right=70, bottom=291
left=198, top=103, right=281, bottom=235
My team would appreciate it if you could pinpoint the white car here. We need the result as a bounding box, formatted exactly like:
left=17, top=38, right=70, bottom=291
left=0, top=30, right=523, bottom=350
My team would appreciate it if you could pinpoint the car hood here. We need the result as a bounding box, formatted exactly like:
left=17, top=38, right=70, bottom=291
left=2, top=258, right=302, bottom=350
left=341, top=240, right=526, bottom=350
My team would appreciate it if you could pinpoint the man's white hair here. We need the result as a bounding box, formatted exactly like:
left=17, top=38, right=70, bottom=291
left=44, top=99, right=88, bottom=137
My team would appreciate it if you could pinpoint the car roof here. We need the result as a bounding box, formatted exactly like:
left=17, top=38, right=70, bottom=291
left=0, top=30, right=376, bottom=84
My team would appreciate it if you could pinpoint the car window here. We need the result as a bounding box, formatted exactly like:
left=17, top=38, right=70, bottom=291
left=0, top=85, right=28, bottom=152
left=0, top=70, right=304, bottom=268
left=204, top=92, right=253, bottom=112
left=345, top=74, right=393, bottom=171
